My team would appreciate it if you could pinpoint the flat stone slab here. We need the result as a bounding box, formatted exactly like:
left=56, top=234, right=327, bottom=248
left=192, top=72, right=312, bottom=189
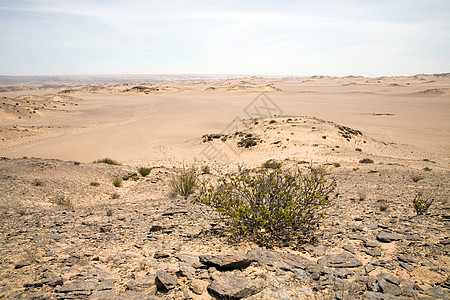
left=155, top=270, right=177, bottom=291
left=318, top=252, right=362, bottom=268
left=246, top=247, right=314, bottom=271
left=199, top=254, right=252, bottom=270
left=207, top=273, right=263, bottom=299
left=376, top=231, right=402, bottom=243
left=55, top=280, right=98, bottom=293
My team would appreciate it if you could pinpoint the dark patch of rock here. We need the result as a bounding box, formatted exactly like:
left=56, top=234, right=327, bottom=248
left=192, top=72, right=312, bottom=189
left=155, top=270, right=177, bottom=291
left=199, top=254, right=251, bottom=270
left=376, top=231, right=402, bottom=243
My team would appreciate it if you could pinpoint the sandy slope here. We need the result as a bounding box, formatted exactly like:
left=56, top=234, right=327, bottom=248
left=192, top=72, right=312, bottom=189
left=0, top=75, right=449, bottom=167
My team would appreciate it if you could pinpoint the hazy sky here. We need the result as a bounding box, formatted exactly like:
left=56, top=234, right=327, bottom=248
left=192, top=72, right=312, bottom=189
left=1, top=0, right=449, bottom=76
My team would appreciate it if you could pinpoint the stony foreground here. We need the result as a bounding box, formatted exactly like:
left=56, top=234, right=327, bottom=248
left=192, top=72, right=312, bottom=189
left=0, top=155, right=449, bottom=299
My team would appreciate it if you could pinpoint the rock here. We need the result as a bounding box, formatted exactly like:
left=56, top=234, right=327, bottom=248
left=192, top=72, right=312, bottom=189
left=175, top=253, right=203, bottom=269
left=189, top=279, right=206, bottom=295
left=362, top=247, right=382, bottom=257
left=365, top=240, right=381, bottom=248
left=322, top=267, right=353, bottom=279
left=246, top=247, right=314, bottom=271
left=397, top=255, right=417, bottom=264
left=207, top=273, right=263, bottom=299
left=411, top=267, right=447, bottom=284
left=302, top=244, right=327, bottom=256
left=376, top=231, right=403, bottom=243
left=425, top=286, right=450, bottom=299
left=155, top=270, right=177, bottom=291
left=377, top=274, right=403, bottom=296
left=55, top=280, right=98, bottom=293
left=343, top=244, right=356, bottom=254
left=440, top=238, right=450, bottom=245
left=403, top=233, right=422, bottom=241
left=96, top=279, right=116, bottom=291
left=362, top=292, right=407, bottom=299
left=199, top=254, right=252, bottom=270
left=349, top=234, right=367, bottom=242
left=318, top=253, right=362, bottom=268
left=247, top=288, right=291, bottom=300
left=14, top=260, right=31, bottom=269
left=365, top=264, right=376, bottom=273
left=154, top=252, right=170, bottom=259
left=41, top=271, right=63, bottom=287
left=399, top=263, right=414, bottom=272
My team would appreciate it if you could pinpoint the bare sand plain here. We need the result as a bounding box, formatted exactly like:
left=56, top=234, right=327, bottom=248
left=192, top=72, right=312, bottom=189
left=0, top=75, right=449, bottom=299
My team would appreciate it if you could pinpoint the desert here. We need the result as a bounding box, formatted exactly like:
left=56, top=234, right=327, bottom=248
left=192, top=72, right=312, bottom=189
left=0, top=74, right=449, bottom=299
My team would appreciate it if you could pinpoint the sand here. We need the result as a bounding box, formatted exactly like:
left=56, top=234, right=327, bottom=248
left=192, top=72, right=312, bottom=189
left=0, top=74, right=449, bottom=299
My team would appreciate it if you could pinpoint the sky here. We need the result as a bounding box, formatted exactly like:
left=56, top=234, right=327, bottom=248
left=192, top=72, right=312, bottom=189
left=0, top=0, right=449, bottom=76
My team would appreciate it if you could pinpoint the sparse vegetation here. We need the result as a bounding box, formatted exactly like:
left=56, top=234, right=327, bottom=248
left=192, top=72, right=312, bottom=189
left=322, top=135, right=327, bottom=139
left=111, top=192, right=120, bottom=199
left=357, top=189, right=367, bottom=201
left=359, top=158, right=374, bottom=164
left=423, top=167, right=432, bottom=172
left=93, top=158, right=120, bottom=165
left=262, top=159, right=282, bottom=169
left=196, top=167, right=335, bottom=247
left=90, top=181, right=100, bottom=187
left=352, top=168, right=359, bottom=171
left=378, top=200, right=388, bottom=212
left=413, top=192, right=434, bottom=215
left=32, top=179, right=42, bottom=186
left=138, top=167, right=152, bottom=177
left=113, top=178, right=122, bottom=187
left=201, top=165, right=211, bottom=174
left=169, top=164, right=198, bottom=198
left=411, top=175, right=424, bottom=183
left=269, top=120, right=277, bottom=124
left=333, top=163, right=341, bottom=168
left=50, top=196, right=73, bottom=209
left=355, top=148, right=362, bottom=152
left=106, top=208, right=113, bottom=216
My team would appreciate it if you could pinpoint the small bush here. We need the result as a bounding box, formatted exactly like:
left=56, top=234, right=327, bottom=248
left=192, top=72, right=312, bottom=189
left=378, top=200, right=388, bottom=212
left=262, top=159, right=282, bottom=169
left=357, top=189, right=367, bottom=201
left=423, top=167, right=432, bottom=172
left=169, top=164, right=198, bottom=198
left=111, top=192, right=120, bottom=199
left=113, top=178, right=122, bottom=187
left=355, top=148, right=362, bottom=152
left=32, top=179, right=42, bottom=186
left=50, top=196, right=73, bottom=209
left=138, top=167, right=152, bottom=177
left=269, top=120, right=277, bottom=124
left=359, top=158, right=374, bottom=164
left=106, top=208, right=113, bottom=216
left=353, top=168, right=359, bottom=171
left=413, top=192, right=434, bottom=215
left=411, top=175, right=424, bottom=183
left=196, top=168, right=335, bottom=247
left=333, top=163, right=341, bottom=168
left=93, top=158, right=120, bottom=165
left=322, top=135, right=327, bottom=139
left=201, top=165, right=211, bottom=174
left=90, top=181, right=100, bottom=187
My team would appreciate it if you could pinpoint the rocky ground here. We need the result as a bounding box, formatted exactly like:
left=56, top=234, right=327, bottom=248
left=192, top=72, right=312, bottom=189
left=0, top=137, right=449, bottom=299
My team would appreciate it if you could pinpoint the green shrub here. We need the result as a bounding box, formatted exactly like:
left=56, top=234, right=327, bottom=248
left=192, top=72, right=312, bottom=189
left=269, top=120, right=277, bottom=124
left=262, top=159, right=282, bottom=169
left=32, top=179, right=43, bottom=186
left=138, top=167, right=152, bottom=177
left=413, top=192, right=434, bottom=215
left=201, top=165, right=211, bottom=174
left=333, top=163, right=341, bottom=168
left=169, top=164, right=198, bottom=198
left=93, top=158, right=120, bottom=165
left=196, top=168, right=335, bottom=247
left=359, top=158, right=374, bottom=164
left=113, top=178, right=122, bottom=187
left=50, top=196, right=73, bottom=209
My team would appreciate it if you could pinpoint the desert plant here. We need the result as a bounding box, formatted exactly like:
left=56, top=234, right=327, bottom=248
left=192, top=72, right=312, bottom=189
left=269, top=120, right=277, bottom=124
left=90, top=181, right=100, bottom=187
left=377, top=199, right=388, bottom=211
left=333, top=163, right=341, bottom=168
left=359, top=158, right=374, bottom=164
left=357, top=189, right=367, bottom=201
left=93, top=158, right=120, bottom=165
left=423, top=167, right=432, bottom=172
left=322, top=135, right=327, bottom=139
left=169, top=164, right=198, bottom=198
left=138, top=167, right=152, bottom=177
left=201, top=165, right=211, bottom=174
left=32, top=179, right=42, bottom=186
left=262, top=159, right=282, bottom=169
left=411, top=175, right=424, bottom=183
left=355, top=148, right=362, bottom=152
left=106, top=208, right=113, bottom=216
left=112, top=178, right=122, bottom=187
left=413, top=192, right=434, bottom=215
left=111, top=192, right=120, bottom=199
left=50, top=196, right=73, bottom=209
left=196, top=168, right=335, bottom=247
